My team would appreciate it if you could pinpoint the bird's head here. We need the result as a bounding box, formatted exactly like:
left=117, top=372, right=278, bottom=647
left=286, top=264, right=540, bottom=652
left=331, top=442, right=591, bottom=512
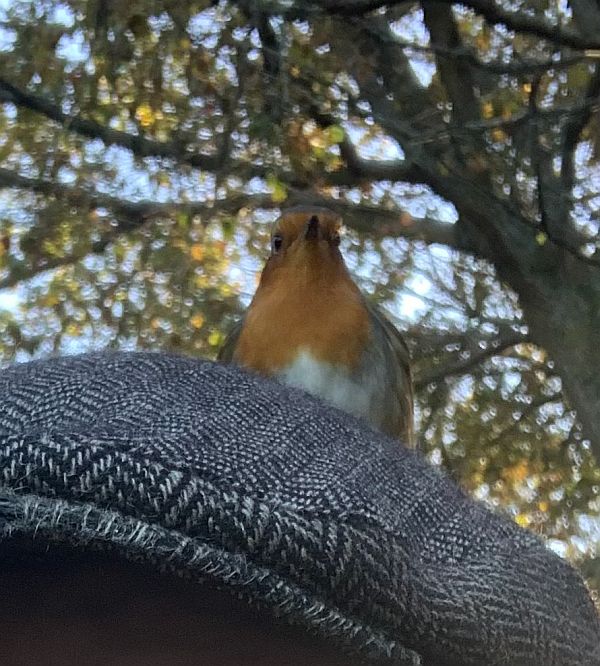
left=259, top=206, right=348, bottom=288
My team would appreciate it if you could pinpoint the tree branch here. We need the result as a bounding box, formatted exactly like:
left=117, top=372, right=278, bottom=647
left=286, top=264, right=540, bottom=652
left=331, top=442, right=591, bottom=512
left=422, top=1, right=486, bottom=174
left=564, top=0, right=600, bottom=41
left=260, top=0, right=600, bottom=49
left=0, top=168, right=273, bottom=229
left=485, top=393, right=562, bottom=446
left=0, top=78, right=230, bottom=171
left=0, top=167, right=459, bottom=290
left=295, top=192, right=459, bottom=246
left=410, top=96, right=600, bottom=146
left=414, top=330, right=528, bottom=389
left=560, top=64, right=600, bottom=193
left=356, top=17, right=436, bottom=125
left=439, top=0, right=600, bottom=51
left=306, top=102, right=424, bottom=184
left=0, top=168, right=275, bottom=289
left=530, top=71, right=600, bottom=267
left=0, top=75, right=428, bottom=194
left=392, top=39, right=586, bottom=76
left=422, top=2, right=480, bottom=126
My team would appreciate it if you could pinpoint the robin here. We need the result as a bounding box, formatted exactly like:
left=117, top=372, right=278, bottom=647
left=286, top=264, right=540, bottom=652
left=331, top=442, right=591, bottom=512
left=218, top=206, right=415, bottom=447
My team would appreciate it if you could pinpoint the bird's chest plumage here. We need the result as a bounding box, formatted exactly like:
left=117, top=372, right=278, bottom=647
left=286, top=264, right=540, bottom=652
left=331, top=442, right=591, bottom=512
left=278, top=349, right=378, bottom=421
left=231, top=264, right=386, bottom=428
left=233, top=278, right=371, bottom=374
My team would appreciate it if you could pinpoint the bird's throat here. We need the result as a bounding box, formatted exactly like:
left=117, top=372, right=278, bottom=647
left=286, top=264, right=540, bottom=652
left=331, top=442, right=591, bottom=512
left=233, top=274, right=370, bottom=375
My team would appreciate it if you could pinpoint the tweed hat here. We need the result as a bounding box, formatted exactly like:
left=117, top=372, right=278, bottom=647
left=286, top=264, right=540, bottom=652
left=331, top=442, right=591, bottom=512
left=0, top=351, right=598, bottom=665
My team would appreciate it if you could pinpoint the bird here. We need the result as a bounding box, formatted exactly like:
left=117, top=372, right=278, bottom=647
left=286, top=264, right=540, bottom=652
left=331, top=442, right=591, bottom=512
left=218, top=205, right=415, bottom=447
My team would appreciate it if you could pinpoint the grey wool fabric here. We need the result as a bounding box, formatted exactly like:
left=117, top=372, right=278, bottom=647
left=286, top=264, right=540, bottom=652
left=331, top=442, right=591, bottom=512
left=0, top=352, right=598, bottom=665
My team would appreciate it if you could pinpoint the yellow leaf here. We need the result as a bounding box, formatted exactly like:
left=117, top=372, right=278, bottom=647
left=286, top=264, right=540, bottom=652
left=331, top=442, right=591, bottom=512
left=325, top=125, right=345, bottom=144
left=482, top=101, right=494, bottom=119
left=135, top=103, right=154, bottom=128
left=66, top=323, right=80, bottom=336
left=536, top=231, right=548, bottom=245
left=195, top=274, right=209, bottom=289
left=208, top=330, right=223, bottom=346
left=522, top=82, right=532, bottom=94
left=190, top=244, right=204, bottom=261
left=157, top=172, right=170, bottom=187
left=515, top=513, right=530, bottom=527
left=267, top=174, right=288, bottom=203
left=538, top=501, right=549, bottom=512
left=308, top=130, right=326, bottom=150
left=190, top=313, right=204, bottom=329
left=503, top=461, right=528, bottom=483
left=491, top=128, right=507, bottom=143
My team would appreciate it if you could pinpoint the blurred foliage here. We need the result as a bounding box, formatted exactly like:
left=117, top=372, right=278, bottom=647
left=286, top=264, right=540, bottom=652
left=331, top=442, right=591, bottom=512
left=0, top=0, right=598, bottom=596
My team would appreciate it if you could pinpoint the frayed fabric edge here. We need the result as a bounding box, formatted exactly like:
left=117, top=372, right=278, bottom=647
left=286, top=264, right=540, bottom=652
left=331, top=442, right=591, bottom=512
left=0, top=488, right=420, bottom=666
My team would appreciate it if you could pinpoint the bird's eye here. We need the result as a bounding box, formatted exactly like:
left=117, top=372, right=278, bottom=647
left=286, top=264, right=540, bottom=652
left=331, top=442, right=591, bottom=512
left=271, top=234, right=283, bottom=253
left=331, top=233, right=341, bottom=246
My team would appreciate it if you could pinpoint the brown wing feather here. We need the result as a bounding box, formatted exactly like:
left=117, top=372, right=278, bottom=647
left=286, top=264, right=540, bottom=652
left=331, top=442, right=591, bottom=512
left=217, top=319, right=244, bottom=362
left=364, top=301, right=416, bottom=448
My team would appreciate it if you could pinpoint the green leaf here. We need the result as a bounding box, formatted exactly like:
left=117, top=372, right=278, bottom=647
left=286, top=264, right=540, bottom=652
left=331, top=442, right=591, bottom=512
left=325, top=124, right=345, bottom=144
left=266, top=174, right=288, bottom=203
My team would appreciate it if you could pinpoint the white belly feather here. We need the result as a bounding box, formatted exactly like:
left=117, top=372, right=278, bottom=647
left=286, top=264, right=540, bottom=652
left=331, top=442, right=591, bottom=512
left=279, top=349, right=375, bottom=421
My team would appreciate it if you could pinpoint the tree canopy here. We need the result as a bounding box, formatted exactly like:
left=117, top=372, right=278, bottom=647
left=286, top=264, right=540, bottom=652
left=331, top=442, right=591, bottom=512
left=0, top=0, right=599, bottom=596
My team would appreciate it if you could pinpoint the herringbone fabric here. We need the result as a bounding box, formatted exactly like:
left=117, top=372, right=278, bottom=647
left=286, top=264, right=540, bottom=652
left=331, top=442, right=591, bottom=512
left=0, top=351, right=597, bottom=665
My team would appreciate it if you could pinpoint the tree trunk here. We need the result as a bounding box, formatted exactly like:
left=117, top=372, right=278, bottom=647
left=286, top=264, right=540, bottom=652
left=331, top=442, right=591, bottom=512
left=450, top=184, right=600, bottom=459
left=507, top=258, right=600, bottom=460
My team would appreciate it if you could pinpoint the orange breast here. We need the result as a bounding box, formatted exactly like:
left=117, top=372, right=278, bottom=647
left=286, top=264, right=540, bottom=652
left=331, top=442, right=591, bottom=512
left=234, top=266, right=371, bottom=375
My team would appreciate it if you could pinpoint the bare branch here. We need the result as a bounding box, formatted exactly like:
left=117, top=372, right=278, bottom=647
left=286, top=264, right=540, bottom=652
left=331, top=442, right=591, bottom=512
left=0, top=165, right=461, bottom=293
left=394, top=39, right=586, bottom=76
left=422, top=3, right=480, bottom=126
left=530, top=71, right=600, bottom=267
left=306, top=102, right=424, bottom=184
left=260, top=0, right=600, bottom=49
left=485, top=393, right=562, bottom=446
left=357, top=17, right=435, bottom=125
left=0, top=168, right=274, bottom=289
left=422, top=1, right=486, bottom=173
left=566, top=0, right=600, bottom=41
left=0, top=75, right=429, bottom=196
left=411, top=96, right=600, bottom=146
left=302, top=194, right=459, bottom=246
left=0, top=246, right=108, bottom=291
left=0, top=78, right=228, bottom=171
left=441, top=0, right=600, bottom=51
left=254, top=0, right=389, bottom=17
left=0, top=168, right=274, bottom=228
left=414, top=331, right=528, bottom=389
left=560, top=65, right=600, bottom=192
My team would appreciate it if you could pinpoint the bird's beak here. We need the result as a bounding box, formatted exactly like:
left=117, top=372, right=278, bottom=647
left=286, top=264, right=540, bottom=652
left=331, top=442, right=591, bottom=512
left=304, top=215, right=320, bottom=241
